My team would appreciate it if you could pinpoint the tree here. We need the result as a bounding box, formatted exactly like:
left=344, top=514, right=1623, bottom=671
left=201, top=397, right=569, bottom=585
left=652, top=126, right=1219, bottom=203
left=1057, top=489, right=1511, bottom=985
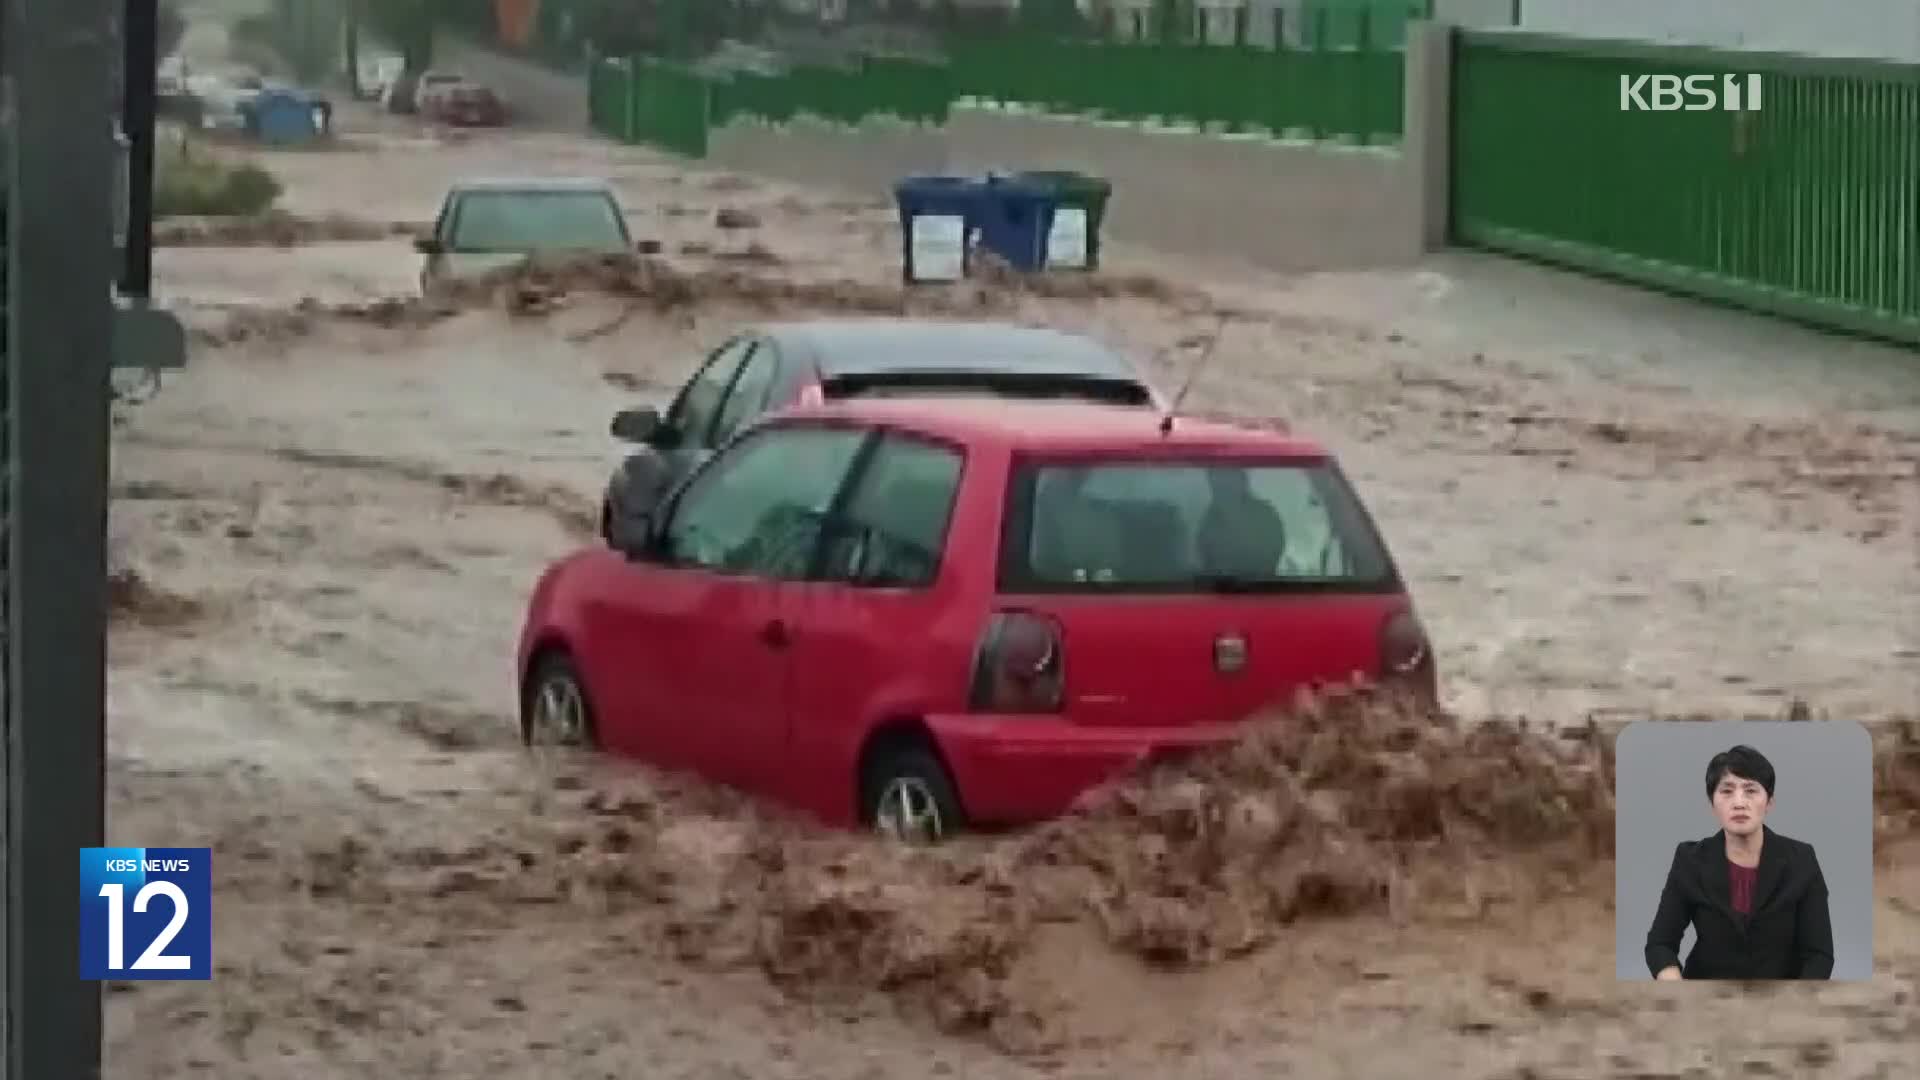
left=1152, top=0, right=1194, bottom=43
left=157, top=0, right=187, bottom=59
left=367, top=0, right=436, bottom=72
left=1019, top=0, right=1084, bottom=36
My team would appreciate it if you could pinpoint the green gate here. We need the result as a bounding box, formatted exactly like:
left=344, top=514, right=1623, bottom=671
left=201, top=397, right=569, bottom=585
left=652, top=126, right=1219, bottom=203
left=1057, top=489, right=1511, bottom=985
left=588, top=57, right=710, bottom=157
left=1451, top=32, right=1920, bottom=345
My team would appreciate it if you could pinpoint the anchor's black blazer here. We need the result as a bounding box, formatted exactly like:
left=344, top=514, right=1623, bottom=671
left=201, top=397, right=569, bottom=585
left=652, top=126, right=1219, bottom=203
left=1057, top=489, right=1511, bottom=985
left=1644, top=826, right=1834, bottom=980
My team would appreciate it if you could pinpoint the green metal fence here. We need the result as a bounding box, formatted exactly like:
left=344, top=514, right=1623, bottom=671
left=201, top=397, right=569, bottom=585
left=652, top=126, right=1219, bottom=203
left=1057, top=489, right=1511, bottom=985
left=589, top=57, right=712, bottom=157
left=590, top=53, right=951, bottom=156
left=578, top=3, right=1417, bottom=154
left=710, top=57, right=953, bottom=128
left=949, top=34, right=1405, bottom=143
left=1453, top=33, right=1920, bottom=345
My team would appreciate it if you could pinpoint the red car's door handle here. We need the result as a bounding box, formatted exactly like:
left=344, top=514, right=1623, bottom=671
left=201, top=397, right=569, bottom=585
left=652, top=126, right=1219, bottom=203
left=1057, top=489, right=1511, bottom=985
left=758, top=619, right=791, bottom=649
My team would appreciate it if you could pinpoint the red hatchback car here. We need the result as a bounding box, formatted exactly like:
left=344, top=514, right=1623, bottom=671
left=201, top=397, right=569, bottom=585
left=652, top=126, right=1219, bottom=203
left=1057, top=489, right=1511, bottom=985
left=516, top=399, right=1435, bottom=841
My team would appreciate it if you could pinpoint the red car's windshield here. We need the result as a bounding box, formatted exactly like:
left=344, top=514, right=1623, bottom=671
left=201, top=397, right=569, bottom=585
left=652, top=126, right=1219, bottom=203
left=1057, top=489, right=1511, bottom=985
left=999, top=457, right=1396, bottom=593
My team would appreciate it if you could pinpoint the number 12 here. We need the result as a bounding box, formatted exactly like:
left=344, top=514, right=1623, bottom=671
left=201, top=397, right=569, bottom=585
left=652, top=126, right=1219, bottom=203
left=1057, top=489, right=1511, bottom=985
left=97, top=882, right=192, bottom=971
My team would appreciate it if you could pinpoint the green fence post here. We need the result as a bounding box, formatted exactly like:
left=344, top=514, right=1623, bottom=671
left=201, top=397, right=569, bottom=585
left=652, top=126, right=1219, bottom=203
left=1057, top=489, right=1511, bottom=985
left=1308, top=5, right=1327, bottom=140
left=1268, top=7, right=1288, bottom=138
left=623, top=57, right=639, bottom=144
left=1355, top=6, right=1373, bottom=144
left=697, top=71, right=712, bottom=157
left=588, top=60, right=600, bottom=136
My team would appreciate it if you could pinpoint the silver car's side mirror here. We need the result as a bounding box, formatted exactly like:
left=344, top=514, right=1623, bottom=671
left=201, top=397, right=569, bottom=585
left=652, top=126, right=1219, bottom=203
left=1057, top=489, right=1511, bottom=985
left=610, top=406, right=663, bottom=445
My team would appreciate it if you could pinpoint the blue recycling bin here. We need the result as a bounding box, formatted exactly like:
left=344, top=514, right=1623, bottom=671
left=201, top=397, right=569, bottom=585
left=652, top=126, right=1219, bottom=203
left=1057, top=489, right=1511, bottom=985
left=245, top=88, right=332, bottom=145
left=975, top=175, right=1055, bottom=273
left=893, top=175, right=986, bottom=284
left=1011, top=170, right=1111, bottom=271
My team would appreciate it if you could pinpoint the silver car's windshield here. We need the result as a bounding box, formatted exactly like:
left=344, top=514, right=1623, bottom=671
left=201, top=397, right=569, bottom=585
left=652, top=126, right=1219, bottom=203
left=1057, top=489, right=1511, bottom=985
left=447, top=190, right=629, bottom=253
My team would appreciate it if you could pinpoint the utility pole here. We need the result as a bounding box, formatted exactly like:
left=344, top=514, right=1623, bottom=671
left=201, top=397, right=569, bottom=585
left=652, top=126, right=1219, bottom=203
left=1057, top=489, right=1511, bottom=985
left=121, top=0, right=157, bottom=299
left=344, top=0, right=361, bottom=96
left=4, top=0, right=115, bottom=1072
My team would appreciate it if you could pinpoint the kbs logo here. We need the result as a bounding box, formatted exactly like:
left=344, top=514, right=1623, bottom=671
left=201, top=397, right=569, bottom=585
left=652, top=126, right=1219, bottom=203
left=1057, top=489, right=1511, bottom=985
left=79, top=847, right=212, bottom=980
left=1620, top=74, right=1764, bottom=112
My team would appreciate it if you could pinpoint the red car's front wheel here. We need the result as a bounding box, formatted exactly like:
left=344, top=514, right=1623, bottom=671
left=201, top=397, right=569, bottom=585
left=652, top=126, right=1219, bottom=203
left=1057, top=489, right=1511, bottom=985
left=521, top=651, right=597, bottom=749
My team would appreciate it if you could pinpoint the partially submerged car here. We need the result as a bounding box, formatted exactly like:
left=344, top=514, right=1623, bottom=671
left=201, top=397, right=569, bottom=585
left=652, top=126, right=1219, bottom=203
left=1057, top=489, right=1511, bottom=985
left=358, top=55, right=406, bottom=103
left=519, top=397, right=1436, bottom=842
left=409, top=69, right=467, bottom=114
left=414, top=177, right=634, bottom=294
left=599, top=318, right=1166, bottom=547
left=422, top=78, right=507, bottom=127
left=186, top=73, right=258, bottom=132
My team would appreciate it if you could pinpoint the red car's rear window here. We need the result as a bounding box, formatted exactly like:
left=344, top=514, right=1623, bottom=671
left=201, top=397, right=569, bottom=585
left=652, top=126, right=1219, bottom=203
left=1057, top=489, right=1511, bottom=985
left=996, top=456, right=1399, bottom=594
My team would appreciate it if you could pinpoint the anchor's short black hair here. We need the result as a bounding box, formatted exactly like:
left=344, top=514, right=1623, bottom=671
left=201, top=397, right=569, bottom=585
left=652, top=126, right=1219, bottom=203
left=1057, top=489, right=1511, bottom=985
left=1705, top=744, right=1776, bottom=801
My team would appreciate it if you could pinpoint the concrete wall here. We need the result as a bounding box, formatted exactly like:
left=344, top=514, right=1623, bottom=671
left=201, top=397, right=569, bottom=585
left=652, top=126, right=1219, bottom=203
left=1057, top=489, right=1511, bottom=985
left=436, top=24, right=1450, bottom=274
left=700, top=108, right=1425, bottom=274
left=706, top=117, right=948, bottom=196
left=943, top=111, right=1419, bottom=272
left=684, top=14, right=1461, bottom=276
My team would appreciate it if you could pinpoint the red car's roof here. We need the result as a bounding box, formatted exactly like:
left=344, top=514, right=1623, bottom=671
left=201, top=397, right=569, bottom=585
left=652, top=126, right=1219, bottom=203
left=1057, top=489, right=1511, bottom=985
left=778, top=398, right=1328, bottom=457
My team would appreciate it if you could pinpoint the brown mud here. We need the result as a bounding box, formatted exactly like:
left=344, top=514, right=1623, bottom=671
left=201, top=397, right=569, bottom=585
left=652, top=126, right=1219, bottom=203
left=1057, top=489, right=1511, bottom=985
left=211, top=691, right=1918, bottom=1055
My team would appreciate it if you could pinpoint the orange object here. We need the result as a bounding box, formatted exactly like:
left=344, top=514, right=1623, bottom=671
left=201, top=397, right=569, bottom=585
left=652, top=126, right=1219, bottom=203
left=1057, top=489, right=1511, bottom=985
left=495, top=0, right=539, bottom=48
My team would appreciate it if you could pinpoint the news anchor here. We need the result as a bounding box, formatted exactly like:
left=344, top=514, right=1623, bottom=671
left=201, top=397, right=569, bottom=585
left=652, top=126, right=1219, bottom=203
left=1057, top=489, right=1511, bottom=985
left=1645, top=745, right=1834, bottom=980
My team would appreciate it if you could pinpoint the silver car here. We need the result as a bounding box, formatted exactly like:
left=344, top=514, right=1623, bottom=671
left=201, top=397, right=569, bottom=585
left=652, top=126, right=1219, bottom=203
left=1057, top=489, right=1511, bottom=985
left=414, top=177, right=635, bottom=295
left=599, top=319, right=1168, bottom=549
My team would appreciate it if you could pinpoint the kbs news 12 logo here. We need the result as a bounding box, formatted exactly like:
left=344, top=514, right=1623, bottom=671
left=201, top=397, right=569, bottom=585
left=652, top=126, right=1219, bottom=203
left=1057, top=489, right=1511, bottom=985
left=1619, top=73, right=1764, bottom=112
left=79, top=847, right=212, bottom=980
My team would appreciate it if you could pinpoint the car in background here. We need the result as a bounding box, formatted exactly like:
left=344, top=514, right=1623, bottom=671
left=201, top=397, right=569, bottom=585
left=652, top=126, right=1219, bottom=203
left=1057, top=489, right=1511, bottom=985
left=598, top=319, right=1166, bottom=548
left=421, top=78, right=507, bottom=127
left=356, top=55, right=405, bottom=102
left=157, top=58, right=201, bottom=124
left=156, top=55, right=190, bottom=109
left=409, top=69, right=467, bottom=114
left=414, top=177, right=635, bottom=294
left=518, top=398, right=1436, bottom=842
left=380, top=69, right=419, bottom=114
left=184, top=71, right=259, bottom=132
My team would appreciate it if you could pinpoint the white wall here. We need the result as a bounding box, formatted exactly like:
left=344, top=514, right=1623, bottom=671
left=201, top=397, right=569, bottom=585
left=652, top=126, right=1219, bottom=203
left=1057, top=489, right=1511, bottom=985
left=1517, top=0, right=1920, bottom=60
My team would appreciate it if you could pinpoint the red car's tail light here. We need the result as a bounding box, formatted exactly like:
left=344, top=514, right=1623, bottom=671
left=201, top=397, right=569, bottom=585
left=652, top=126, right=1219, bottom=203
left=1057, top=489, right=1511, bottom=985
left=1380, top=609, right=1437, bottom=704
left=968, top=610, right=1065, bottom=713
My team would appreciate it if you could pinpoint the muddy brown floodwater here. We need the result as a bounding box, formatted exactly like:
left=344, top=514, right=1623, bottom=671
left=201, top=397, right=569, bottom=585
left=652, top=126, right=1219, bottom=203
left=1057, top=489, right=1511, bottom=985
left=103, top=88, right=1920, bottom=1078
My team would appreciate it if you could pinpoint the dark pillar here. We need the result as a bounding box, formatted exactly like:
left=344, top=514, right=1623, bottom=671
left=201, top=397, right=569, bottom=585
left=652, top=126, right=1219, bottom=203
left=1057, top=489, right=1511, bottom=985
left=120, top=0, right=156, bottom=298
left=3, top=0, right=115, bottom=1077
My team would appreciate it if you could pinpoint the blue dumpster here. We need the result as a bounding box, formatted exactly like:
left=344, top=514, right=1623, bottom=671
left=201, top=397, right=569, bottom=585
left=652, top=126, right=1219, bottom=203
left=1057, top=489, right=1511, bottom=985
left=975, top=175, right=1055, bottom=273
left=1012, top=170, right=1112, bottom=271
left=245, top=88, right=332, bottom=145
left=893, top=175, right=985, bottom=284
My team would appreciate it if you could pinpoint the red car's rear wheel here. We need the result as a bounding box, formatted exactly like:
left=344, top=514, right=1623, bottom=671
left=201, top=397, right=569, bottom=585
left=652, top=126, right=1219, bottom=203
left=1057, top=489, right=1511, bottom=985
left=861, top=743, right=963, bottom=844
